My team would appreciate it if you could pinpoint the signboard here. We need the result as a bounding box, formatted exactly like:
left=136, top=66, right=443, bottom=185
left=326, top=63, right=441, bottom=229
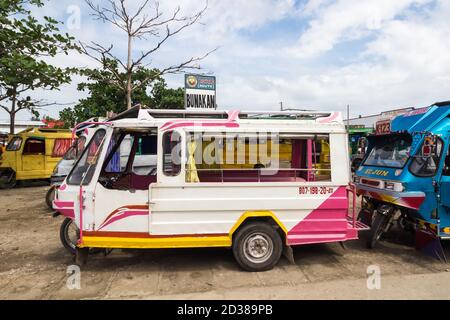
left=184, top=74, right=216, bottom=110
left=375, top=119, right=391, bottom=135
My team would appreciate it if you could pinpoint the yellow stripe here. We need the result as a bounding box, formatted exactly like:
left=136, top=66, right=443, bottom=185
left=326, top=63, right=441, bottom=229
left=79, top=236, right=231, bottom=249
left=79, top=210, right=287, bottom=249
left=229, top=210, right=288, bottom=235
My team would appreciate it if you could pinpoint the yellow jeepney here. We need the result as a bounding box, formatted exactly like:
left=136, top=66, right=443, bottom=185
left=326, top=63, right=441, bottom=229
left=0, top=128, right=73, bottom=188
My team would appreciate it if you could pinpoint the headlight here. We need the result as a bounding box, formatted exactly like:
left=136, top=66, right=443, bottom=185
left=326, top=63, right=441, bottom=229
left=385, top=181, right=404, bottom=192
left=353, top=176, right=361, bottom=183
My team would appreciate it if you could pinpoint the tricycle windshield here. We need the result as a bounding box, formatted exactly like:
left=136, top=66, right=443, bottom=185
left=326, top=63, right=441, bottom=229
left=363, top=134, right=412, bottom=168
left=67, top=129, right=106, bottom=185
left=6, top=137, right=22, bottom=151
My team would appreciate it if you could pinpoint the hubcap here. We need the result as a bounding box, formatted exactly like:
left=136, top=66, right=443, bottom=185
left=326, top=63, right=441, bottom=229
left=243, top=232, right=273, bottom=264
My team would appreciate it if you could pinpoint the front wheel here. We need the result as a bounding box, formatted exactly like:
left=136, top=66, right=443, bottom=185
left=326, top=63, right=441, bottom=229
left=232, top=222, right=283, bottom=272
left=366, top=212, right=389, bottom=249
left=60, top=217, right=79, bottom=255
left=0, top=170, right=16, bottom=189
left=45, top=185, right=57, bottom=209
left=59, top=218, right=104, bottom=256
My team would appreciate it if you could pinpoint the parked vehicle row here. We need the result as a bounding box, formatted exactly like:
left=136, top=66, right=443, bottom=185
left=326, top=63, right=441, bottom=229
left=9, top=102, right=448, bottom=270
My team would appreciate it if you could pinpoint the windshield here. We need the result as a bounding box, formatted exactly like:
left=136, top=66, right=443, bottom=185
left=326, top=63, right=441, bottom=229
left=67, top=129, right=106, bottom=185
left=62, top=136, right=86, bottom=160
left=363, top=134, right=412, bottom=168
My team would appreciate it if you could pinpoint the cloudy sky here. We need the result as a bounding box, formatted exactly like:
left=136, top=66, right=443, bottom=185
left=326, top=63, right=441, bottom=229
left=3, top=0, right=450, bottom=121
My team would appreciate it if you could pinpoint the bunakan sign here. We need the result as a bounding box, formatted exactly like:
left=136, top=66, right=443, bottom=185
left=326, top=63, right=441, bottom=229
left=184, top=74, right=216, bottom=110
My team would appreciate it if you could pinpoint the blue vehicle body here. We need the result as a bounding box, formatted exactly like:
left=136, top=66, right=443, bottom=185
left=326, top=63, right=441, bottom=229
left=355, top=101, right=450, bottom=245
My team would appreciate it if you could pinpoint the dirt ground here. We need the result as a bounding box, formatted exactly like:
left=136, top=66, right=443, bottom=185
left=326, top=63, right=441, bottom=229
left=1, top=185, right=450, bottom=300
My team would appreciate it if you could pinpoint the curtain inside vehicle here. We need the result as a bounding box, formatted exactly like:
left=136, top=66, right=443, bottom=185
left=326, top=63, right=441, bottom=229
left=187, top=139, right=200, bottom=182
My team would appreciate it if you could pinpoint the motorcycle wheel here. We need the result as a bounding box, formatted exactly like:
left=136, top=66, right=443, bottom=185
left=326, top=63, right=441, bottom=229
left=60, top=217, right=79, bottom=255
left=366, top=212, right=389, bottom=249
left=45, top=185, right=57, bottom=210
left=59, top=218, right=103, bottom=255
left=0, top=171, right=16, bottom=189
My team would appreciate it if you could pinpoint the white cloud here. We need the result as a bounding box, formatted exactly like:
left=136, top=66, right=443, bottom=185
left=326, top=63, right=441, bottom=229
left=288, top=0, right=432, bottom=59
left=3, top=0, right=450, bottom=122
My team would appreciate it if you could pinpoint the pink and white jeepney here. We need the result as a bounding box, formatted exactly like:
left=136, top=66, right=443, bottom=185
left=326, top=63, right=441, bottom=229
left=54, top=107, right=368, bottom=271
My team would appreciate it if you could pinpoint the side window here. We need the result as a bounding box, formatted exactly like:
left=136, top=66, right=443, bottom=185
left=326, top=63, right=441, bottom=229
left=410, top=138, right=443, bottom=177
left=133, top=135, right=157, bottom=175
left=6, top=137, right=22, bottom=151
left=23, top=138, right=45, bottom=155
left=104, top=134, right=133, bottom=173
left=162, top=131, right=181, bottom=176
left=52, top=138, right=73, bottom=157
left=184, top=132, right=331, bottom=183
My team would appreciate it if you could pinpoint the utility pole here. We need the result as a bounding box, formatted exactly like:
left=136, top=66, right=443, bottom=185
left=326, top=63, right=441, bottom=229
left=347, top=104, right=350, bottom=127
left=280, top=101, right=283, bottom=111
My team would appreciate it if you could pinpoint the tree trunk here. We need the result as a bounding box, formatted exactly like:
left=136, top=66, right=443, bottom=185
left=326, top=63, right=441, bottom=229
left=9, top=89, right=16, bottom=134
left=126, top=34, right=132, bottom=110
left=9, top=112, right=15, bottom=135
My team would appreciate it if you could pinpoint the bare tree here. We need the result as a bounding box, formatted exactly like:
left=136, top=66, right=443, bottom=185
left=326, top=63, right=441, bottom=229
left=83, top=0, right=215, bottom=110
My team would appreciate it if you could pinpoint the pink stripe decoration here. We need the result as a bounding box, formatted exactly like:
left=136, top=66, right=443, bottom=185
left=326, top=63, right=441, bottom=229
left=317, top=112, right=339, bottom=123
left=54, top=200, right=74, bottom=207
left=53, top=200, right=75, bottom=218
left=287, top=186, right=358, bottom=245
left=160, top=110, right=240, bottom=131
left=98, top=209, right=148, bottom=231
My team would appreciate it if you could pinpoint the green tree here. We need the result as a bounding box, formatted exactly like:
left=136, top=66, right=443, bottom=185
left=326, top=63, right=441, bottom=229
left=83, top=0, right=213, bottom=110
left=0, top=0, right=77, bottom=133
left=150, top=79, right=184, bottom=110
left=59, top=60, right=184, bottom=127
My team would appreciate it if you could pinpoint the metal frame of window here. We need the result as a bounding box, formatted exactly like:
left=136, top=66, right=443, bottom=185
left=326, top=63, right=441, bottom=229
left=162, top=131, right=182, bottom=177
left=408, top=136, right=444, bottom=177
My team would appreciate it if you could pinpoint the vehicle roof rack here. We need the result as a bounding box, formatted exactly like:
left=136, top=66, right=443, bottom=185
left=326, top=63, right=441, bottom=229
left=142, top=108, right=332, bottom=120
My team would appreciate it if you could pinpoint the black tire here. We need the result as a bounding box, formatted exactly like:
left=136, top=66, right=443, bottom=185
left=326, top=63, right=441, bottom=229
left=75, top=247, right=89, bottom=267
left=0, top=171, right=16, bottom=189
left=59, top=217, right=104, bottom=256
left=366, top=212, right=389, bottom=249
left=45, top=185, right=57, bottom=209
left=232, top=222, right=282, bottom=272
left=357, top=209, right=372, bottom=226
left=60, top=217, right=79, bottom=255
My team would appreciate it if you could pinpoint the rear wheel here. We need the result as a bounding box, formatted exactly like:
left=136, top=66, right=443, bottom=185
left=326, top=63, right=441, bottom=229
left=232, top=222, right=282, bottom=272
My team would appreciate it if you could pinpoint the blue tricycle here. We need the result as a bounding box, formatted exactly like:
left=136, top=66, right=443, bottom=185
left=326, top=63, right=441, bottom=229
left=354, top=101, right=450, bottom=260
